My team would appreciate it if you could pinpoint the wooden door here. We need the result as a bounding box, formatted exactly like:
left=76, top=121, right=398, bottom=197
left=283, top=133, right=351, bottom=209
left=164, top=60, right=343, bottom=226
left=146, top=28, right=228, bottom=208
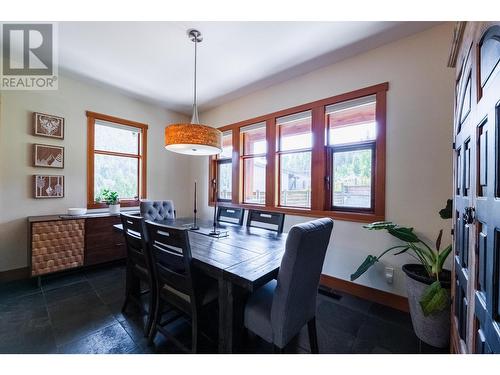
left=472, top=23, right=500, bottom=354
left=452, top=30, right=475, bottom=353
left=451, top=21, right=500, bottom=354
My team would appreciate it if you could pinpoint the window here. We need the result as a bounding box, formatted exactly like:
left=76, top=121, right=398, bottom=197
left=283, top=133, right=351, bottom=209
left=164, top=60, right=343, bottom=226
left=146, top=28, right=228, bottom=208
left=241, top=122, right=267, bottom=204
left=217, top=132, right=232, bottom=201
left=87, top=111, right=148, bottom=208
left=326, top=96, right=376, bottom=210
left=209, top=82, right=387, bottom=222
left=277, top=111, right=312, bottom=208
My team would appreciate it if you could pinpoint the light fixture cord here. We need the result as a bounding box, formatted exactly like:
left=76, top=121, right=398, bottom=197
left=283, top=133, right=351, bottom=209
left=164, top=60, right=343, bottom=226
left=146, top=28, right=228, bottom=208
left=191, top=33, right=200, bottom=124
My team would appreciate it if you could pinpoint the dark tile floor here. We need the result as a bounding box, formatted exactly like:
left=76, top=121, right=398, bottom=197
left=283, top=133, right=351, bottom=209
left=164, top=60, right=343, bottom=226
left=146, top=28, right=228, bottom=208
left=0, top=263, right=445, bottom=354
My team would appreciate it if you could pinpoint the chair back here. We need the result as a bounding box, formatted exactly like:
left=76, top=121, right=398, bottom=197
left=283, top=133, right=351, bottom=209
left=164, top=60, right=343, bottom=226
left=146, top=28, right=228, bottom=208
left=246, top=210, right=285, bottom=233
left=140, top=200, right=176, bottom=221
left=270, top=218, right=333, bottom=347
left=120, top=213, right=152, bottom=280
left=145, top=221, right=196, bottom=313
left=217, top=207, right=245, bottom=225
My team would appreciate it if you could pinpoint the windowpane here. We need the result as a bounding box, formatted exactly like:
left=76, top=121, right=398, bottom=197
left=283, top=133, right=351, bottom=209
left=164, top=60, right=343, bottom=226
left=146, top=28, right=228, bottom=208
left=220, top=133, right=233, bottom=159
left=95, top=121, right=140, bottom=154
left=243, top=157, right=266, bottom=204
left=327, top=96, right=376, bottom=145
left=279, top=152, right=311, bottom=208
left=95, top=154, right=138, bottom=200
left=242, top=123, right=267, bottom=155
left=277, top=111, right=312, bottom=151
left=332, top=148, right=372, bottom=209
left=218, top=162, right=232, bottom=200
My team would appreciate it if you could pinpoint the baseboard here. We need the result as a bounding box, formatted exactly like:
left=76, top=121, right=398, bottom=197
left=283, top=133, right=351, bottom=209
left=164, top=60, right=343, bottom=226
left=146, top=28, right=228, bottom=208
left=0, top=267, right=30, bottom=283
left=320, top=274, right=409, bottom=312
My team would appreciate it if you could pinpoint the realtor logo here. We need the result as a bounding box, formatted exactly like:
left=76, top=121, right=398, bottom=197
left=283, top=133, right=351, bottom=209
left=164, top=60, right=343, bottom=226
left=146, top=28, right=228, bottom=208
left=1, top=23, right=58, bottom=90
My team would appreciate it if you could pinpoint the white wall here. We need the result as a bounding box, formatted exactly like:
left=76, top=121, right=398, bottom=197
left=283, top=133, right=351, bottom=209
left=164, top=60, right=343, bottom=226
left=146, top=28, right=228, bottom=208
left=192, top=23, right=455, bottom=297
left=0, top=75, right=190, bottom=272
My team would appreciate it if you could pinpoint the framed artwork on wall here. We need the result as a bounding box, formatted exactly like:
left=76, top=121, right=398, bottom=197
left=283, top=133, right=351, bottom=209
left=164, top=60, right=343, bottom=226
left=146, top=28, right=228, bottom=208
left=33, top=112, right=65, bottom=139
left=33, top=144, right=64, bottom=168
left=34, top=175, right=64, bottom=198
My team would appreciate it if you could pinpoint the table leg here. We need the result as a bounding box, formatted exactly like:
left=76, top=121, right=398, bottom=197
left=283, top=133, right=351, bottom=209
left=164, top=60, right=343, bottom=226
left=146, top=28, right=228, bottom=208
left=218, top=278, right=246, bottom=353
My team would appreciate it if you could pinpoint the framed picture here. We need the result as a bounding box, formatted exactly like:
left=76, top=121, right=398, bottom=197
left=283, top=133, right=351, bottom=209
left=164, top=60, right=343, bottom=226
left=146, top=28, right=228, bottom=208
left=33, top=112, right=64, bottom=139
left=34, top=175, right=64, bottom=198
left=33, top=144, right=64, bottom=168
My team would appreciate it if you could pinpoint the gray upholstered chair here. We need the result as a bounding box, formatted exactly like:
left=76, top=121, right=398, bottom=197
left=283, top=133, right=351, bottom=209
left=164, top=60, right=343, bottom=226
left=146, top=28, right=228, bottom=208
left=243, top=218, right=334, bottom=353
left=140, top=200, right=176, bottom=221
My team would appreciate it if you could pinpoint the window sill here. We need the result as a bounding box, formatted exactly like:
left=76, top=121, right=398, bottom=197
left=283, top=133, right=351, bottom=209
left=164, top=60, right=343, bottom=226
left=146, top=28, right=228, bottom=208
left=87, top=200, right=141, bottom=209
left=209, top=202, right=384, bottom=223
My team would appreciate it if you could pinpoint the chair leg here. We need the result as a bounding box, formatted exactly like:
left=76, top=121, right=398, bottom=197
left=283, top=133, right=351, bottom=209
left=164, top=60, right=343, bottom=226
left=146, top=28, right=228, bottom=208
left=307, top=317, right=319, bottom=354
left=273, top=344, right=285, bottom=354
left=144, top=287, right=156, bottom=337
left=148, top=293, right=162, bottom=346
left=191, top=316, right=199, bottom=354
left=122, top=265, right=131, bottom=313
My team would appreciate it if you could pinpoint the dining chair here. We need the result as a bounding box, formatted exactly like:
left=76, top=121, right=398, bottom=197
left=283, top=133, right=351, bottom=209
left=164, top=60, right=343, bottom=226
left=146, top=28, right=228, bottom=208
left=217, top=207, right=245, bottom=226
left=246, top=209, right=285, bottom=233
left=140, top=200, right=176, bottom=221
left=243, top=217, right=334, bottom=353
left=145, top=221, right=218, bottom=353
left=120, top=213, right=156, bottom=337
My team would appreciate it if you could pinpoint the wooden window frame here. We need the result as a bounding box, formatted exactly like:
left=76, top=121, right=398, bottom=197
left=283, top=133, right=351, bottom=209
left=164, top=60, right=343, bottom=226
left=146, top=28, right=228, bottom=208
left=86, top=111, right=148, bottom=209
left=209, top=82, right=388, bottom=223
left=276, top=111, right=313, bottom=209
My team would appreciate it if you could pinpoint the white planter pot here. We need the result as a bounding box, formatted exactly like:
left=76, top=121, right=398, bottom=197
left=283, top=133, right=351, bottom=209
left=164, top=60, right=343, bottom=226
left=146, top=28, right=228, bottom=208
left=403, top=264, right=451, bottom=348
left=108, top=204, right=121, bottom=214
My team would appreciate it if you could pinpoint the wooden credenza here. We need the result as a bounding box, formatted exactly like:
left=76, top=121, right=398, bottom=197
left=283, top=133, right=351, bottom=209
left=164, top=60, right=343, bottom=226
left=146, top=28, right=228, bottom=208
left=28, top=213, right=128, bottom=277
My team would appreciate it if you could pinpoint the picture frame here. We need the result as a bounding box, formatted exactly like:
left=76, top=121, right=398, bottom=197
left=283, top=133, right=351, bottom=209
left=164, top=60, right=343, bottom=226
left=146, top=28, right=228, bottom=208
left=33, top=112, right=65, bottom=139
left=33, top=144, right=64, bottom=169
left=33, top=175, right=64, bottom=198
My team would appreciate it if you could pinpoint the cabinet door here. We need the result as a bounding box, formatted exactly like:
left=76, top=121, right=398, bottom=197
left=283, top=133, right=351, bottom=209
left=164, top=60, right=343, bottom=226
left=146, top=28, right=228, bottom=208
left=84, top=216, right=126, bottom=266
left=31, top=219, right=85, bottom=276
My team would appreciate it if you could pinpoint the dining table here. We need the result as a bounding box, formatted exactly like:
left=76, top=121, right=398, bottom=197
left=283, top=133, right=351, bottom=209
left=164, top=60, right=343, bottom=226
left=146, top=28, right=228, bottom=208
left=114, top=217, right=288, bottom=353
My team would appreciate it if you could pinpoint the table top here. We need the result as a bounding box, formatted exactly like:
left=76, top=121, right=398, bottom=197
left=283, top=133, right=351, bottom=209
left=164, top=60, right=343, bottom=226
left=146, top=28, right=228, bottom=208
left=114, top=217, right=287, bottom=291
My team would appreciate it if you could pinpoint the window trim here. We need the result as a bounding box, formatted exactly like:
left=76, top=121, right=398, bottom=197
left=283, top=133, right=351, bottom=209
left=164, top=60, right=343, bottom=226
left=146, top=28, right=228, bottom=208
left=208, top=82, right=387, bottom=223
left=217, top=158, right=232, bottom=202
left=86, top=111, right=148, bottom=209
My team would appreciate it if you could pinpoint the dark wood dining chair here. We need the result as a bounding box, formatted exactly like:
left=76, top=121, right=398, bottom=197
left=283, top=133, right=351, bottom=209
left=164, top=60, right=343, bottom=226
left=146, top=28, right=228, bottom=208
left=120, top=213, right=156, bottom=337
left=217, top=207, right=245, bottom=226
left=243, top=218, right=334, bottom=353
left=246, top=209, right=285, bottom=233
left=145, top=221, right=217, bottom=353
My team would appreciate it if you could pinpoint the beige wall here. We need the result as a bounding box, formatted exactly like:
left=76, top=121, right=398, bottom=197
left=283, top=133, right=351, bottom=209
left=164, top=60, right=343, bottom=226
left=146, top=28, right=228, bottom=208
left=0, top=75, right=190, bottom=272
left=192, top=23, right=455, bottom=297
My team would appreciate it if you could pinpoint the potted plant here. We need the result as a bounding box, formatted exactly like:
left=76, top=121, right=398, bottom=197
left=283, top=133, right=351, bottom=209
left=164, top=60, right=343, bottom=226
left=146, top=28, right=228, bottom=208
left=351, top=200, right=453, bottom=348
left=101, top=189, right=120, bottom=214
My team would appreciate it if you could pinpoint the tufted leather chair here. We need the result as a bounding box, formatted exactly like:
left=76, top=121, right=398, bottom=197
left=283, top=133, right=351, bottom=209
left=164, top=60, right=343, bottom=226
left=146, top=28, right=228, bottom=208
left=140, top=200, right=176, bottom=221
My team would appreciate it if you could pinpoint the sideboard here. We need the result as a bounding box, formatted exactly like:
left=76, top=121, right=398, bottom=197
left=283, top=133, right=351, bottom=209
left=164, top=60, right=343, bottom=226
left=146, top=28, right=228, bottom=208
left=28, top=212, right=134, bottom=278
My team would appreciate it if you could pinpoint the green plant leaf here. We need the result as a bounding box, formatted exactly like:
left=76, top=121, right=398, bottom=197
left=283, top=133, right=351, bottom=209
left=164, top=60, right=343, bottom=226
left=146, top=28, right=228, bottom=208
left=439, top=199, right=453, bottom=219
left=393, top=247, right=410, bottom=255
left=435, top=229, right=443, bottom=251
left=437, top=244, right=452, bottom=271
left=350, top=255, right=378, bottom=281
left=388, top=227, right=420, bottom=243
left=419, top=281, right=449, bottom=316
left=363, top=221, right=397, bottom=230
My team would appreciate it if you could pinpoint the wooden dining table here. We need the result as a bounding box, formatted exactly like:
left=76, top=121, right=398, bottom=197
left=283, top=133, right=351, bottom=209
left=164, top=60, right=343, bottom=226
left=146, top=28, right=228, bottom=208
left=114, top=217, right=287, bottom=353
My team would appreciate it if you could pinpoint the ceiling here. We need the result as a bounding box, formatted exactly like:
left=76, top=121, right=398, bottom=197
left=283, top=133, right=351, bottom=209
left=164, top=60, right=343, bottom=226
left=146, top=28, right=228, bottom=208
left=58, top=22, right=441, bottom=114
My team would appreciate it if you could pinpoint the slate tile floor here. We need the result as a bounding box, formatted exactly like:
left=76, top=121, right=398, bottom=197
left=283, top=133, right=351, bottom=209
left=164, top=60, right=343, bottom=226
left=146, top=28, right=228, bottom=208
left=0, top=263, right=446, bottom=354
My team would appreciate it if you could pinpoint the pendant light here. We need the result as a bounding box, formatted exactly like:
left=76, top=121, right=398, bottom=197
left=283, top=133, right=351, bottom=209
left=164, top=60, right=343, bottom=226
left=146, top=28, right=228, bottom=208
left=164, top=29, right=222, bottom=156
